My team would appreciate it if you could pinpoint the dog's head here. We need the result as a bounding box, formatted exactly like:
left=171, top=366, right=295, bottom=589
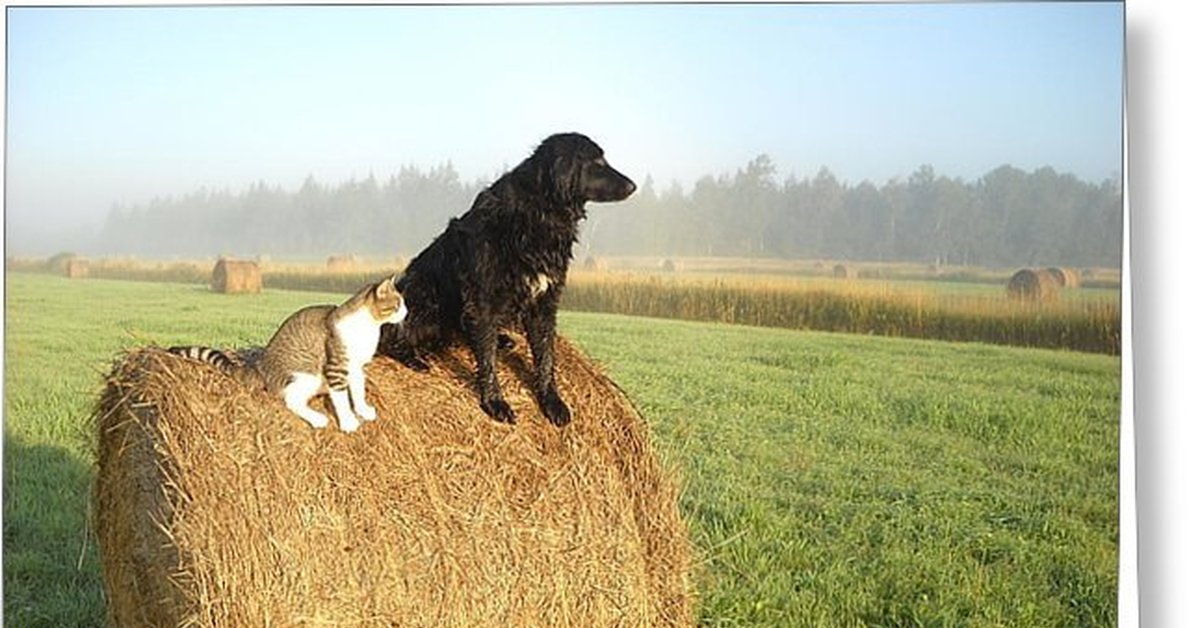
left=530, top=133, right=637, bottom=209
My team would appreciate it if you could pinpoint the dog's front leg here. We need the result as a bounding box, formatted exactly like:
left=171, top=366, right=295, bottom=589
left=524, top=303, right=571, bottom=426
left=466, top=315, right=516, bottom=424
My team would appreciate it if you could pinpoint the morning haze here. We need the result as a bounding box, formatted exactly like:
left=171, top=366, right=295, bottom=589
left=4, top=3, right=1124, bottom=262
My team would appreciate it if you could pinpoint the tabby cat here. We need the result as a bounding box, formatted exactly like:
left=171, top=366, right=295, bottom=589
left=168, top=275, right=406, bottom=433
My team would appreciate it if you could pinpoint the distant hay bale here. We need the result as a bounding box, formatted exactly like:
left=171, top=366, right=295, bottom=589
left=1006, top=268, right=1061, bottom=302
left=581, top=255, right=608, bottom=272
left=1044, top=266, right=1080, bottom=289
left=210, top=259, right=261, bottom=294
left=326, top=255, right=361, bottom=272
left=832, top=264, right=856, bottom=279
left=93, top=338, right=693, bottom=627
left=45, top=251, right=79, bottom=273
left=658, top=258, right=679, bottom=272
left=65, top=258, right=90, bottom=279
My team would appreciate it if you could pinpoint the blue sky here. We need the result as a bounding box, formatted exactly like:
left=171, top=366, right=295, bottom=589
left=4, top=2, right=1124, bottom=252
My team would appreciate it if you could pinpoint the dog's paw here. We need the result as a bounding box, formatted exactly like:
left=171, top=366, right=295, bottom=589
left=480, top=397, right=516, bottom=424
left=539, top=390, right=572, bottom=427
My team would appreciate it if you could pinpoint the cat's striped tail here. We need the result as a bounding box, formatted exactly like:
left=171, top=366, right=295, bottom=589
left=166, top=345, right=265, bottom=390
left=167, top=345, right=240, bottom=372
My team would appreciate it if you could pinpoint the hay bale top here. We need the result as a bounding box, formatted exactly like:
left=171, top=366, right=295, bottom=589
left=1006, top=268, right=1061, bottom=302
left=94, top=337, right=692, bottom=627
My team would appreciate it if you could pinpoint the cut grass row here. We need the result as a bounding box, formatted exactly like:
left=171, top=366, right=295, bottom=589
left=4, top=273, right=1120, bottom=626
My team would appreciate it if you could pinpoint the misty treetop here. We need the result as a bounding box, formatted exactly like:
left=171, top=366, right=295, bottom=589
left=98, top=157, right=1121, bottom=268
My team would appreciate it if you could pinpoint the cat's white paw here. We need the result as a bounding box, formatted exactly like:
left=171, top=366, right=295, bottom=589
left=302, top=412, right=330, bottom=429
left=358, top=404, right=378, bottom=422
left=338, top=416, right=361, bottom=433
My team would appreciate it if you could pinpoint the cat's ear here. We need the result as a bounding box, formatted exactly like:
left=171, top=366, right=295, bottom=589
left=376, top=275, right=399, bottom=298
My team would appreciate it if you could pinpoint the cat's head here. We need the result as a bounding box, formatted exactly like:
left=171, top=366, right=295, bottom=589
left=370, top=275, right=407, bottom=325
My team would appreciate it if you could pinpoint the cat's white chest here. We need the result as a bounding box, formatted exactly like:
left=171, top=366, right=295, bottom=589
left=335, top=309, right=381, bottom=365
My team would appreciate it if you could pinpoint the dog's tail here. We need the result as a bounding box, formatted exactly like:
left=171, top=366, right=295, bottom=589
left=165, top=345, right=264, bottom=388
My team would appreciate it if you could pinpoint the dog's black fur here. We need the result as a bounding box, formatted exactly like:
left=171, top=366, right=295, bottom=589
left=379, top=133, right=636, bottom=425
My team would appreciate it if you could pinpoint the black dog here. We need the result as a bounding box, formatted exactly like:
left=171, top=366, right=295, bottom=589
left=380, top=133, right=636, bottom=425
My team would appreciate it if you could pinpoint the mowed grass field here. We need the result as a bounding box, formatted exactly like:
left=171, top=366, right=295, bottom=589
left=4, top=272, right=1120, bottom=626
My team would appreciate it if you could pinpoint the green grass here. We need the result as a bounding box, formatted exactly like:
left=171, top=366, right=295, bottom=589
left=4, top=272, right=1119, bottom=626
left=559, top=314, right=1119, bottom=626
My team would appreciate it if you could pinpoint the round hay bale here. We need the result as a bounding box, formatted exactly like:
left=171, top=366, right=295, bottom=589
left=93, top=338, right=693, bottom=627
left=211, top=259, right=262, bottom=294
left=65, top=258, right=90, bottom=278
left=832, top=264, right=855, bottom=279
left=1006, top=268, right=1061, bottom=302
left=1044, top=266, right=1080, bottom=289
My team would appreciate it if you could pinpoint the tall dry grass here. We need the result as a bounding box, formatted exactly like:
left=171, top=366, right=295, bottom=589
left=561, top=272, right=1119, bottom=355
left=8, top=256, right=1119, bottom=354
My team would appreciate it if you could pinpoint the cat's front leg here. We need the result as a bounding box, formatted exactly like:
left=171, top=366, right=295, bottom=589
left=348, top=367, right=377, bottom=422
left=329, top=388, right=361, bottom=433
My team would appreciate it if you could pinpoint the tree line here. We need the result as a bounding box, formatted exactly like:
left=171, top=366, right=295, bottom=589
left=97, top=156, right=1122, bottom=268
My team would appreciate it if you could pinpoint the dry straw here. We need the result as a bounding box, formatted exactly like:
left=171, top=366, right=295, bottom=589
left=210, top=259, right=262, bottom=294
left=1006, top=268, right=1061, bottom=302
left=93, top=337, right=693, bottom=627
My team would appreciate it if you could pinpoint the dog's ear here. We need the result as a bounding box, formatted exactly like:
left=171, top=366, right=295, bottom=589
left=550, top=153, right=583, bottom=205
